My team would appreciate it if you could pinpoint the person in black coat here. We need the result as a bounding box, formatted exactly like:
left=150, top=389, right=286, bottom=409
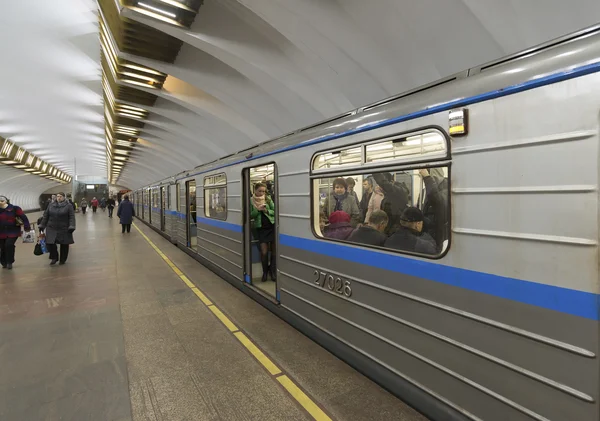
left=117, top=195, right=135, bottom=233
left=106, top=196, right=116, bottom=218
left=359, top=177, right=374, bottom=223
left=39, top=192, right=76, bottom=265
left=347, top=210, right=388, bottom=247
left=419, top=168, right=448, bottom=251
left=384, top=207, right=436, bottom=255
left=372, top=172, right=409, bottom=235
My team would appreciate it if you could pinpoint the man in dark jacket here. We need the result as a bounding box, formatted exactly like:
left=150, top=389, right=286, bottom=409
left=385, top=207, right=436, bottom=254
left=419, top=168, right=448, bottom=251
left=347, top=210, right=388, bottom=247
left=372, top=172, right=409, bottom=235
left=117, top=195, right=135, bottom=233
left=106, top=196, right=116, bottom=218
left=359, top=177, right=373, bottom=222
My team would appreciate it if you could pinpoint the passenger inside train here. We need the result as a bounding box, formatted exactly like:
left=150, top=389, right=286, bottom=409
left=315, top=130, right=450, bottom=257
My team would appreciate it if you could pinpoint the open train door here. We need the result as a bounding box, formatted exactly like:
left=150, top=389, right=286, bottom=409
left=242, top=163, right=279, bottom=302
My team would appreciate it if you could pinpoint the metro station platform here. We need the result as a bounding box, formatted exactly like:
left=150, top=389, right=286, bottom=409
left=0, top=210, right=428, bottom=421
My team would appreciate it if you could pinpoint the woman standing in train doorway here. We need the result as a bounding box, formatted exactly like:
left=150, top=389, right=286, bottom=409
left=250, top=183, right=276, bottom=282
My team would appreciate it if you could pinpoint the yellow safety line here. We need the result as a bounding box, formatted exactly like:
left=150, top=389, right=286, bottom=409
left=207, top=305, right=238, bottom=332
left=132, top=223, right=332, bottom=421
left=277, top=375, right=332, bottom=421
left=233, top=331, right=281, bottom=376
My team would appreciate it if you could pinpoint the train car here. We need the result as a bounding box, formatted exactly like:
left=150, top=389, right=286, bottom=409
left=134, top=25, right=600, bottom=421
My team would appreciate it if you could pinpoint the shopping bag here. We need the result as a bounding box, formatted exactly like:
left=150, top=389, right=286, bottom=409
left=22, top=230, right=36, bottom=244
left=34, top=242, right=43, bottom=256
left=39, top=237, right=48, bottom=254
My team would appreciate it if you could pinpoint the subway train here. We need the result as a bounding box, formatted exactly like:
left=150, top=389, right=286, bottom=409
left=133, top=25, right=600, bottom=421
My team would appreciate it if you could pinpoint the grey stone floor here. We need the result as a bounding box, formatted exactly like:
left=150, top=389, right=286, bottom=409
left=0, top=211, right=428, bottom=421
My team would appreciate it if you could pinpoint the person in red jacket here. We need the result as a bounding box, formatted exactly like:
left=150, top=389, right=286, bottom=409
left=90, top=197, right=99, bottom=213
left=0, top=195, right=31, bottom=269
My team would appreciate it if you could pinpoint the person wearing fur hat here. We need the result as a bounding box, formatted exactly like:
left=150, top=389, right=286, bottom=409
left=385, top=207, right=436, bottom=254
left=323, top=210, right=354, bottom=240
left=0, top=196, right=31, bottom=269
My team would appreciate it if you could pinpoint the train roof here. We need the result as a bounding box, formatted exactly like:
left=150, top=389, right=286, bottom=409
left=144, top=24, right=600, bottom=188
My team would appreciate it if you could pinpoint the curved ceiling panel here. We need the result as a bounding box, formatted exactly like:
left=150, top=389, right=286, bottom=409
left=2, top=0, right=600, bottom=194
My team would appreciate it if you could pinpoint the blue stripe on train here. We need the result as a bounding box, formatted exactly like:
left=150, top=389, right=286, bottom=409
left=186, top=217, right=600, bottom=320
left=279, top=234, right=599, bottom=321
left=197, top=217, right=243, bottom=233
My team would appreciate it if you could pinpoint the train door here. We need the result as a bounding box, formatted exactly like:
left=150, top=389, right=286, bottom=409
left=141, top=190, right=145, bottom=219
left=242, top=163, right=278, bottom=300
left=185, top=180, right=197, bottom=249
left=148, top=188, right=152, bottom=224
left=160, top=186, right=166, bottom=231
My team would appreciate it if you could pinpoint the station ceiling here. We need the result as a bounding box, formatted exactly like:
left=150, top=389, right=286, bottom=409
left=1, top=0, right=599, bottom=208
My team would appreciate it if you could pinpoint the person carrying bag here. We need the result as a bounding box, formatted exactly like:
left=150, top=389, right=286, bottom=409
left=0, top=195, right=31, bottom=269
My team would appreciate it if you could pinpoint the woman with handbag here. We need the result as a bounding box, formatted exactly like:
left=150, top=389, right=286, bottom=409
left=0, top=195, right=31, bottom=269
left=39, top=192, right=76, bottom=265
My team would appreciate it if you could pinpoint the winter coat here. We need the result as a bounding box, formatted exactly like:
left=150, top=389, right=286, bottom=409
left=0, top=205, right=31, bottom=239
left=384, top=227, right=436, bottom=255
left=365, top=188, right=384, bottom=223
left=372, top=173, right=409, bottom=234
left=80, top=200, right=88, bottom=208
left=322, top=193, right=361, bottom=227
left=90, top=199, right=99, bottom=207
left=422, top=176, right=448, bottom=250
left=347, top=225, right=387, bottom=247
left=250, top=198, right=275, bottom=229
left=117, top=199, right=135, bottom=224
left=359, top=191, right=373, bottom=222
left=323, top=222, right=354, bottom=240
left=107, top=199, right=116, bottom=208
left=40, top=201, right=76, bottom=245
left=349, top=190, right=360, bottom=208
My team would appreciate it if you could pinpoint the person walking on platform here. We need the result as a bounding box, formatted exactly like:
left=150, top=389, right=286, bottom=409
left=0, top=196, right=31, bottom=269
left=90, top=197, right=99, bottom=213
left=117, top=194, right=135, bottom=233
left=80, top=198, right=88, bottom=214
left=39, top=192, right=76, bottom=265
left=107, top=196, right=116, bottom=218
left=100, top=197, right=106, bottom=212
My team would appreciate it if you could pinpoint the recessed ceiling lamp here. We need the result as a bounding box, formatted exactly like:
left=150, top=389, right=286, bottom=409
left=122, top=79, right=159, bottom=89
left=157, top=0, right=195, bottom=12
left=138, top=2, right=177, bottom=18
left=121, top=64, right=164, bottom=76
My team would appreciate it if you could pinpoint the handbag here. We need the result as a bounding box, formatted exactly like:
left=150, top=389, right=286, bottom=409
left=22, top=230, right=36, bottom=243
left=34, top=242, right=43, bottom=256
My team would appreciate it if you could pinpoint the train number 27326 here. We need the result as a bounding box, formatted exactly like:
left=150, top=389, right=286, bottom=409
left=313, top=270, right=352, bottom=297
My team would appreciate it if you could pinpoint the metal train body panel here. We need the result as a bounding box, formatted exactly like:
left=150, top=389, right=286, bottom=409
left=133, top=28, right=600, bottom=421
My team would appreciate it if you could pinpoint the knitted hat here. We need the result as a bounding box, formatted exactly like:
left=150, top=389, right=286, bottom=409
left=328, top=211, right=350, bottom=224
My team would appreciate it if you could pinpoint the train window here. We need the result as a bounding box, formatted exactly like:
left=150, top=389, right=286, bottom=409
left=313, top=147, right=362, bottom=170
left=175, top=183, right=180, bottom=212
left=365, top=131, right=446, bottom=165
left=311, top=129, right=450, bottom=258
left=204, top=173, right=227, bottom=220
